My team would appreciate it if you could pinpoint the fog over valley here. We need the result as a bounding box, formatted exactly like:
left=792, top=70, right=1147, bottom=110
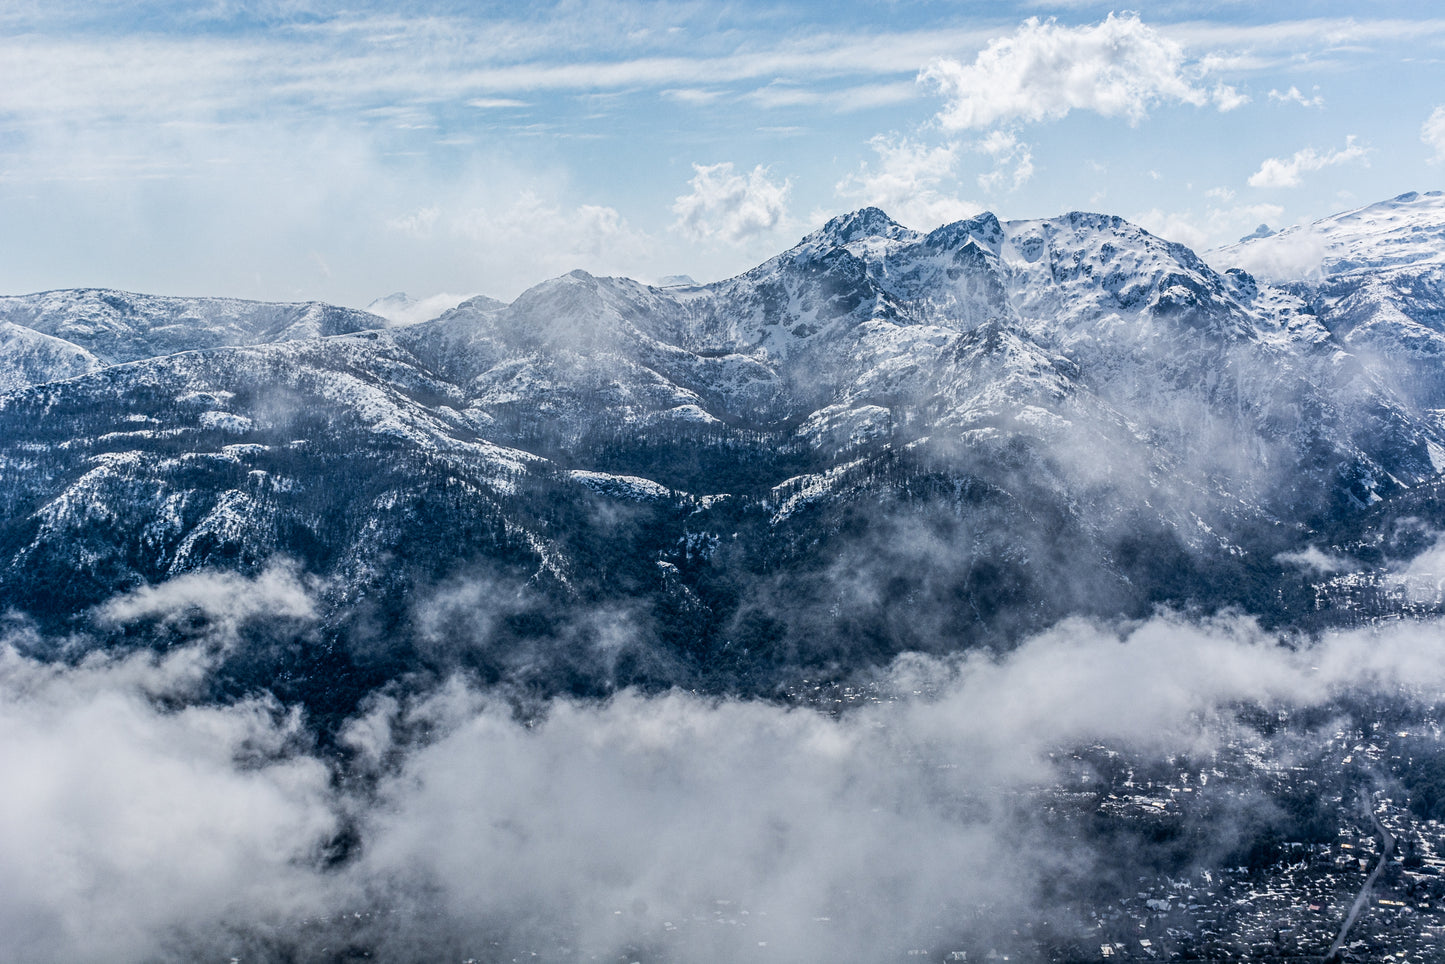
left=8, top=589, right=1445, bottom=963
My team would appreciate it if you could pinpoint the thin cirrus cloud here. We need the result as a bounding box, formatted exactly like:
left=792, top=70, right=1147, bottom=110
left=467, top=97, right=530, bottom=109
left=672, top=163, right=791, bottom=245
left=37, top=9, right=1418, bottom=133
left=745, top=79, right=920, bottom=113
left=0, top=21, right=990, bottom=124
left=1169, top=15, right=1445, bottom=55
left=433, top=28, right=999, bottom=96
left=0, top=10, right=1437, bottom=138
left=4, top=12, right=1438, bottom=131
left=1247, top=136, right=1371, bottom=189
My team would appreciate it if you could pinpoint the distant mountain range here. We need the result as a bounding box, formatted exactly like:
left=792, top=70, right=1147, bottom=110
left=4, top=191, right=1444, bottom=717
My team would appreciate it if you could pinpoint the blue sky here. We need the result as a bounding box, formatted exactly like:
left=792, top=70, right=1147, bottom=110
left=1, top=1, right=1443, bottom=307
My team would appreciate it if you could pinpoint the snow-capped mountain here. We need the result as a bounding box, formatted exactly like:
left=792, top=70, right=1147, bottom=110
left=0, top=288, right=386, bottom=370
left=1213, top=191, right=1445, bottom=413
left=1214, top=190, right=1445, bottom=280
left=3, top=196, right=1444, bottom=709
left=0, top=321, right=102, bottom=393
left=364, top=291, right=491, bottom=327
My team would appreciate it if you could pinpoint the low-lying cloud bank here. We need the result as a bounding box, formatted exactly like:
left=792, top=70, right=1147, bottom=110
left=4, top=602, right=1445, bottom=963
left=0, top=645, right=336, bottom=963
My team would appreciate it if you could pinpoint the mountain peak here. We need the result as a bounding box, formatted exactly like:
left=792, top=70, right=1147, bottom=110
left=366, top=292, right=413, bottom=311
left=809, top=208, right=914, bottom=246
left=925, top=211, right=1004, bottom=252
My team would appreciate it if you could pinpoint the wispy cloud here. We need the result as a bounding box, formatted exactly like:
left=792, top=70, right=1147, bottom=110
left=0, top=20, right=992, bottom=129
left=1267, top=85, right=1324, bottom=109
left=467, top=97, right=530, bottom=109
left=1248, top=135, right=1370, bottom=189
left=5, top=11, right=1439, bottom=134
left=1133, top=199, right=1284, bottom=253
left=453, top=191, right=652, bottom=266
left=100, top=562, right=315, bottom=621
left=974, top=129, right=1035, bottom=193
left=661, top=87, right=726, bottom=105
left=385, top=206, right=440, bottom=239
left=1169, top=16, right=1445, bottom=54
left=1424, top=106, right=1445, bottom=164
left=1275, top=545, right=1355, bottom=577
left=744, top=79, right=920, bottom=113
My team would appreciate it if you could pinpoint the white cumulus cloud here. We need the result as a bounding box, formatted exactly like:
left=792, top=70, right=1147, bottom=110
left=1424, top=106, right=1445, bottom=163
left=1248, top=135, right=1370, bottom=188
left=672, top=162, right=791, bottom=245
left=1211, top=82, right=1250, bottom=111
left=835, top=135, right=981, bottom=230
left=974, top=130, right=1035, bottom=192
left=920, top=14, right=1218, bottom=131
left=1268, top=86, right=1324, bottom=109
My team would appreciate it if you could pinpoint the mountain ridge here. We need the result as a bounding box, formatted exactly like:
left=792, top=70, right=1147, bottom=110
left=2, top=194, right=1444, bottom=711
left=0, top=288, right=388, bottom=392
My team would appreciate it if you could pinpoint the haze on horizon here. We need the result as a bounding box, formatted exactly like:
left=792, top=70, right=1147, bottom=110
left=1, top=0, right=1443, bottom=308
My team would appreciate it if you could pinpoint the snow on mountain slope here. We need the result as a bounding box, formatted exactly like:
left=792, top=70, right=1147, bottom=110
left=1215, top=191, right=1445, bottom=413
left=0, top=321, right=103, bottom=392
left=380, top=203, right=1440, bottom=525
left=4, top=195, right=1445, bottom=700
left=0, top=335, right=549, bottom=586
left=0, top=288, right=387, bottom=366
left=392, top=272, right=761, bottom=444
left=691, top=208, right=1437, bottom=517
left=1213, top=191, right=1445, bottom=281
